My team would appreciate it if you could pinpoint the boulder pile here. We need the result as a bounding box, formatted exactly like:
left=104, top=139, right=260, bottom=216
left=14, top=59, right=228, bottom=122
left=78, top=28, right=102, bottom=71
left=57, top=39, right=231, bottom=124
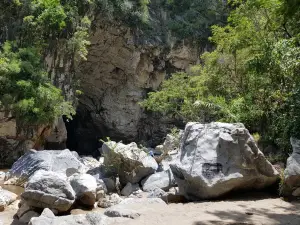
left=1, top=122, right=284, bottom=224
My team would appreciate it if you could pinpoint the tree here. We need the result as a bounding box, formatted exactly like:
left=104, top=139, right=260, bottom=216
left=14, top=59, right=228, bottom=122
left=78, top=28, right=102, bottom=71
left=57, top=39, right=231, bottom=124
left=142, top=0, right=300, bottom=154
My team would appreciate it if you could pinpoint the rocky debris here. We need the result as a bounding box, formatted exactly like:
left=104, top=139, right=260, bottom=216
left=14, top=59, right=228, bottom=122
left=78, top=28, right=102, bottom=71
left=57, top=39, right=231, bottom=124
left=21, top=170, right=75, bottom=212
left=142, top=169, right=176, bottom=192
left=98, top=194, right=123, bottom=208
left=0, top=187, right=17, bottom=212
left=80, top=156, right=101, bottom=170
left=282, top=138, right=300, bottom=196
left=102, top=141, right=158, bottom=185
left=170, top=122, right=279, bottom=200
left=121, top=183, right=140, bottom=197
left=29, top=208, right=129, bottom=225
left=69, top=174, right=97, bottom=206
left=5, top=149, right=87, bottom=186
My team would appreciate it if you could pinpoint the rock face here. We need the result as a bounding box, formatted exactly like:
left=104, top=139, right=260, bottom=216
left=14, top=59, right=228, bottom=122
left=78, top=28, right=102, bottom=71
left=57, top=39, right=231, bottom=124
left=68, top=17, right=198, bottom=156
left=5, top=149, right=87, bottom=186
left=282, top=138, right=300, bottom=196
left=142, top=169, right=176, bottom=192
left=170, top=122, right=279, bottom=200
left=21, top=170, right=75, bottom=212
left=69, top=174, right=97, bottom=206
left=0, top=187, right=17, bottom=211
left=102, top=141, right=158, bottom=185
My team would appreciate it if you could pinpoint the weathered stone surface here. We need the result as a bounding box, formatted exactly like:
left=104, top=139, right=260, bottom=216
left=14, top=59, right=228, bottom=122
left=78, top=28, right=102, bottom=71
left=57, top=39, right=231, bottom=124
left=71, top=17, right=198, bottom=156
left=142, top=169, right=176, bottom=192
left=21, top=170, right=75, bottom=212
left=170, top=122, right=279, bottom=200
left=98, top=194, right=123, bottom=209
left=0, top=187, right=17, bottom=211
left=102, top=141, right=158, bottom=185
left=29, top=208, right=129, bottom=225
left=282, top=138, right=300, bottom=196
left=5, top=149, right=87, bottom=186
left=70, top=174, right=97, bottom=206
left=121, top=183, right=140, bottom=197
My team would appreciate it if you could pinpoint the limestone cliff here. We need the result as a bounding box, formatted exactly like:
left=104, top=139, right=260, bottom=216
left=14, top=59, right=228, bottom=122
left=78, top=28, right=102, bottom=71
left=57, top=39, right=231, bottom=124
left=68, top=19, right=198, bottom=155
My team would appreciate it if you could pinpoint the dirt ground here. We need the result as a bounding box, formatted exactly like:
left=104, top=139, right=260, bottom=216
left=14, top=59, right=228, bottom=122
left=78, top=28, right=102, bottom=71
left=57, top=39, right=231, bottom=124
left=1, top=193, right=300, bottom=225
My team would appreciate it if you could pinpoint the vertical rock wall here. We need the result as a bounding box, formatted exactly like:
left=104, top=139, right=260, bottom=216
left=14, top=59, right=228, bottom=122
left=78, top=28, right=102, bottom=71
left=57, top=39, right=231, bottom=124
left=71, top=19, right=198, bottom=155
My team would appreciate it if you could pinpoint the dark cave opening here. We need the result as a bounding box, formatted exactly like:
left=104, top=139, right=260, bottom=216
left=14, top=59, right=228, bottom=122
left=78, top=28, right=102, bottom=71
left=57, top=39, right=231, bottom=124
left=63, top=112, right=101, bottom=158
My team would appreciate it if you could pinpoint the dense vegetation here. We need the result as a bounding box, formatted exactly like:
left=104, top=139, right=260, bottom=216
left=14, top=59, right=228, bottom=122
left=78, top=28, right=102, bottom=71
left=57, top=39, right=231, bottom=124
left=142, top=0, right=300, bottom=155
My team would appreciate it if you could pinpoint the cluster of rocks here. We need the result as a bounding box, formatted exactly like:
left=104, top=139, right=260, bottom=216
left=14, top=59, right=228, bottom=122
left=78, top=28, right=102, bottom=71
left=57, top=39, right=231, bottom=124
left=4, top=122, right=300, bottom=224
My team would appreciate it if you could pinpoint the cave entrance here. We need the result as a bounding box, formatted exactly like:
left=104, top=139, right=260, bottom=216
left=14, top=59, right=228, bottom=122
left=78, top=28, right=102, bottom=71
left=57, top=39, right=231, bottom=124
left=63, top=112, right=101, bottom=158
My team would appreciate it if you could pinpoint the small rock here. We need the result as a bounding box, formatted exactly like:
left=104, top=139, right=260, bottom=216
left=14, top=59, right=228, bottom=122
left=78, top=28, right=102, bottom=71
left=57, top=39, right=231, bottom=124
left=70, top=174, right=97, bottom=206
left=98, top=194, right=123, bottom=208
left=105, top=207, right=140, bottom=219
left=142, top=169, right=176, bottom=192
left=0, top=187, right=17, bottom=212
left=121, top=183, right=140, bottom=197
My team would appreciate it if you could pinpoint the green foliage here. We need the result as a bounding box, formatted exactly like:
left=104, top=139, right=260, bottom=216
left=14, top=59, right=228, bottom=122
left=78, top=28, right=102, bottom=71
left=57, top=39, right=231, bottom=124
left=0, top=0, right=96, bottom=126
left=162, top=0, right=227, bottom=43
left=0, top=42, right=75, bottom=125
left=142, top=0, right=300, bottom=154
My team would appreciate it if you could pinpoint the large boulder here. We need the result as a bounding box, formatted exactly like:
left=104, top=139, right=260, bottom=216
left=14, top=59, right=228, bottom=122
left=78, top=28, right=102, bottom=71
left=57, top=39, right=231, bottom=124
left=102, top=142, right=158, bottom=185
left=170, top=122, right=279, bottom=200
left=0, top=187, right=17, bottom=211
left=282, top=138, right=300, bottom=197
left=141, top=169, right=176, bottom=192
left=29, top=208, right=129, bottom=225
left=69, top=174, right=97, bottom=206
left=21, top=170, right=75, bottom=212
left=5, top=149, right=87, bottom=186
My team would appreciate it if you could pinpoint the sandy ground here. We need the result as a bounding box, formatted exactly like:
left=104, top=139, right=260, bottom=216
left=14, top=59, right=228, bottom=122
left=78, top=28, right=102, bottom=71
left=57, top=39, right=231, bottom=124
left=1, top=194, right=300, bottom=225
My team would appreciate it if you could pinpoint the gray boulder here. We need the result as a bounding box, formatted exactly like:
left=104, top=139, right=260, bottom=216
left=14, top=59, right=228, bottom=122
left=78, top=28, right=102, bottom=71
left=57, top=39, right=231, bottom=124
left=170, top=122, right=279, bottom=200
left=21, top=170, right=75, bottom=212
left=102, top=142, right=158, bottom=185
left=5, top=149, right=87, bottom=186
left=69, top=174, right=97, bottom=206
left=0, top=187, right=17, bottom=211
left=142, top=169, right=176, bottom=192
left=121, top=182, right=140, bottom=197
left=29, top=208, right=129, bottom=225
left=282, top=138, right=300, bottom=196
